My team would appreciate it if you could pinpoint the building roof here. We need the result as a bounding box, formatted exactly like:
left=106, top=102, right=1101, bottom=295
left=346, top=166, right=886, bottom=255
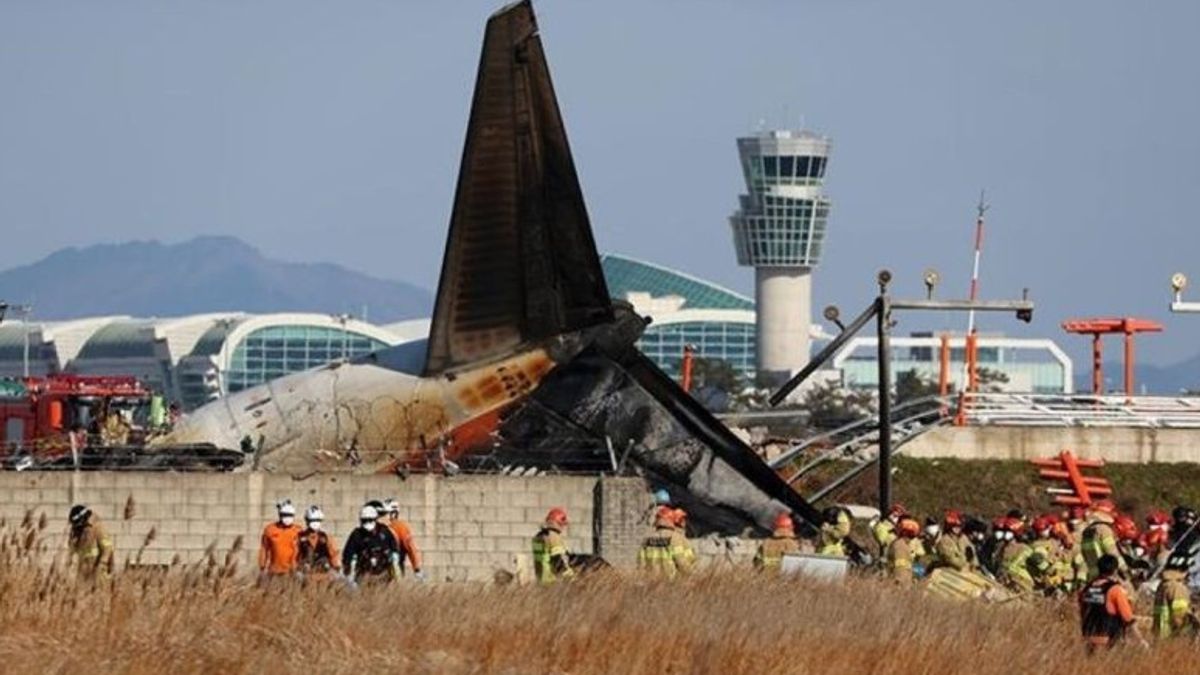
left=600, top=254, right=753, bottom=311
left=76, top=320, right=160, bottom=359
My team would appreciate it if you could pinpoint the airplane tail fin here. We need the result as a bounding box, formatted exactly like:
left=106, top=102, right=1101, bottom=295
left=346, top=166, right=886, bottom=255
left=424, top=0, right=612, bottom=377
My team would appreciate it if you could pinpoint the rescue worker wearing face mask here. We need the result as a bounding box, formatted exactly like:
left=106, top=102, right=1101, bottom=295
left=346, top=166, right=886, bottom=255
left=1169, top=505, right=1197, bottom=548
left=1153, top=553, right=1198, bottom=640
left=381, top=498, right=425, bottom=582
left=639, top=507, right=696, bottom=579
left=1081, top=500, right=1127, bottom=581
left=532, top=507, right=576, bottom=585
left=817, top=506, right=850, bottom=558
left=342, top=505, right=401, bottom=585
left=297, top=506, right=339, bottom=580
left=755, top=512, right=801, bottom=572
left=258, top=499, right=301, bottom=579
left=998, top=518, right=1039, bottom=595
left=887, top=516, right=921, bottom=586
left=981, top=516, right=1009, bottom=576
left=933, top=510, right=976, bottom=572
left=68, top=504, right=114, bottom=585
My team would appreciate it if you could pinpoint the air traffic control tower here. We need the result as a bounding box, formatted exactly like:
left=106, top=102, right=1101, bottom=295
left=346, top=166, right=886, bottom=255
left=730, top=129, right=832, bottom=387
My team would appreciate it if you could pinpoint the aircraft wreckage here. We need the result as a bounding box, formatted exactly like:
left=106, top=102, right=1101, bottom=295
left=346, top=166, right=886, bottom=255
left=157, top=0, right=823, bottom=534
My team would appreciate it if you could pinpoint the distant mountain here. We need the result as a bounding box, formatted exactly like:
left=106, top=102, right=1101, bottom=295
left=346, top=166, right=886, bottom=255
left=0, top=236, right=432, bottom=322
left=1074, top=355, right=1200, bottom=395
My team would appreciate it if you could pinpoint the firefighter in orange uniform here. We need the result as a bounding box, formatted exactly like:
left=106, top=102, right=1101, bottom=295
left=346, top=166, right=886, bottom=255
left=297, top=505, right=340, bottom=580
left=383, top=498, right=425, bottom=581
left=258, top=499, right=302, bottom=580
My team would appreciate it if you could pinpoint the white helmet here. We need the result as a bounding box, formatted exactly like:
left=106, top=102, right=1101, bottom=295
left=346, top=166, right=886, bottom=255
left=276, top=499, right=296, bottom=517
left=359, top=505, right=379, bottom=522
left=383, top=498, right=400, bottom=516
left=305, top=505, right=324, bottom=522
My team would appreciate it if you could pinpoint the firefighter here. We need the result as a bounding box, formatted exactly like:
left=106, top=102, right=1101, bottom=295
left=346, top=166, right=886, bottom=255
left=886, top=516, right=921, bottom=586
left=1030, top=515, right=1069, bottom=594
left=639, top=506, right=696, bottom=579
left=1153, top=553, right=1197, bottom=640
left=1170, top=505, right=1197, bottom=547
left=817, top=506, right=850, bottom=558
left=343, top=505, right=401, bottom=585
left=1051, top=518, right=1083, bottom=592
left=754, top=512, right=800, bottom=572
left=297, top=505, right=339, bottom=580
left=1081, top=500, right=1127, bottom=581
left=68, top=504, right=113, bottom=585
left=531, top=507, right=575, bottom=585
left=873, top=503, right=906, bottom=554
left=100, top=408, right=131, bottom=446
left=1113, top=514, right=1151, bottom=582
left=382, top=498, right=425, bottom=581
left=933, top=510, right=976, bottom=572
left=258, top=499, right=301, bottom=580
left=998, top=518, right=1039, bottom=595
left=1144, top=510, right=1172, bottom=569
left=1079, top=554, right=1147, bottom=652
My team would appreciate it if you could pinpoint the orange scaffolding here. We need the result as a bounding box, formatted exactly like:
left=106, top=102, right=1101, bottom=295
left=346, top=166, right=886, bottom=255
left=1061, top=317, right=1162, bottom=397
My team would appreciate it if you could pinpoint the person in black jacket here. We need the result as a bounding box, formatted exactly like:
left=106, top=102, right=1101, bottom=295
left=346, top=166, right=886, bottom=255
left=342, top=505, right=400, bottom=585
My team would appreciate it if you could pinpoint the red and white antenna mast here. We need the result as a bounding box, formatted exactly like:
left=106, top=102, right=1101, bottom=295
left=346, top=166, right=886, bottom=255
left=963, top=191, right=989, bottom=393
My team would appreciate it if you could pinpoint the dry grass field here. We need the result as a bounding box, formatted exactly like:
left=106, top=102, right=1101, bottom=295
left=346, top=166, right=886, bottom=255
left=2, top=519, right=1198, bottom=674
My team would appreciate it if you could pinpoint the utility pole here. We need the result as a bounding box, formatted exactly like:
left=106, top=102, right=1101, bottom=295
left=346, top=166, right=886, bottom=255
left=770, top=269, right=1033, bottom=514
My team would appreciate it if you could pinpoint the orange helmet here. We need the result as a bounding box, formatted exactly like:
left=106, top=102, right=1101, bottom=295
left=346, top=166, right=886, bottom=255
left=943, top=510, right=964, bottom=528
left=1032, top=515, right=1056, bottom=534
left=897, top=517, right=921, bottom=538
left=1146, top=510, right=1170, bottom=528
left=1145, top=528, right=1169, bottom=549
left=773, top=512, right=794, bottom=532
left=671, top=508, right=688, bottom=529
left=654, top=505, right=675, bottom=528
left=545, top=507, right=569, bottom=528
left=1006, top=517, right=1027, bottom=536
left=1051, top=520, right=1072, bottom=544
left=1113, top=515, right=1139, bottom=542
left=1092, top=500, right=1117, bottom=515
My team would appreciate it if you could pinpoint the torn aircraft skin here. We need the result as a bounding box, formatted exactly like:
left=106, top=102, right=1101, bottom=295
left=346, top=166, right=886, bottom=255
left=158, top=0, right=821, bottom=533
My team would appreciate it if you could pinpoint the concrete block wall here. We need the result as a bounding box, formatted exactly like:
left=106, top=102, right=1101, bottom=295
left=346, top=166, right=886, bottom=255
left=0, top=472, right=652, bottom=583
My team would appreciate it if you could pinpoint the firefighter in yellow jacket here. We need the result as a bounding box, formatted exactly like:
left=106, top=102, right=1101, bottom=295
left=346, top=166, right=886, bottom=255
left=1081, top=500, right=1127, bottom=581
left=639, top=507, right=696, bottom=578
left=755, top=512, right=801, bottom=572
left=68, top=504, right=114, bottom=585
left=887, top=517, right=921, bottom=586
left=933, top=510, right=976, bottom=572
left=531, top=507, right=575, bottom=585
left=1154, top=554, right=1197, bottom=639
left=818, top=506, right=851, bottom=557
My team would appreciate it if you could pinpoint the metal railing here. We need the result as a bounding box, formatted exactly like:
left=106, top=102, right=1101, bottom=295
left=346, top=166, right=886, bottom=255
left=958, top=392, right=1200, bottom=428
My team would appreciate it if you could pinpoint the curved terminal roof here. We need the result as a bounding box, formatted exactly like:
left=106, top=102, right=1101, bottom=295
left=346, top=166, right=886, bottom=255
left=600, top=254, right=753, bottom=311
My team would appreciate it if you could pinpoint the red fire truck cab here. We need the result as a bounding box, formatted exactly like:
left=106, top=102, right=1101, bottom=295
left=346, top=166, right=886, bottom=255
left=0, top=374, right=155, bottom=464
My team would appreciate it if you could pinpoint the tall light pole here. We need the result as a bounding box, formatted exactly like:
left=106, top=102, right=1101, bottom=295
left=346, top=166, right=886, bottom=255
left=770, top=270, right=1033, bottom=513
left=9, top=304, right=34, bottom=377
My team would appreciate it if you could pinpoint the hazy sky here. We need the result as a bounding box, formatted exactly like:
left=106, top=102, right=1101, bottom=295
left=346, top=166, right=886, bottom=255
left=2, top=1, right=1199, bottom=366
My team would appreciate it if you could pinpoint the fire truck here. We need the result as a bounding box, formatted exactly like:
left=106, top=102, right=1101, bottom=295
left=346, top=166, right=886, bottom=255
left=0, top=374, right=155, bottom=467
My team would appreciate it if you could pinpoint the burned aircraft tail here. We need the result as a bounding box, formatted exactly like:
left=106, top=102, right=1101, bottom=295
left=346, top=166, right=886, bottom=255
left=424, top=0, right=613, bottom=377
left=423, top=1, right=826, bottom=536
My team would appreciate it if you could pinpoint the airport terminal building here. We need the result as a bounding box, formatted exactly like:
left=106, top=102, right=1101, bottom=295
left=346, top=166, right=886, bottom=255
left=0, top=258, right=1072, bottom=406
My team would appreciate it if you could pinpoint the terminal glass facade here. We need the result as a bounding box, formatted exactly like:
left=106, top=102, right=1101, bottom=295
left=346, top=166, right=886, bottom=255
left=226, top=326, right=389, bottom=392
left=639, top=321, right=757, bottom=382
